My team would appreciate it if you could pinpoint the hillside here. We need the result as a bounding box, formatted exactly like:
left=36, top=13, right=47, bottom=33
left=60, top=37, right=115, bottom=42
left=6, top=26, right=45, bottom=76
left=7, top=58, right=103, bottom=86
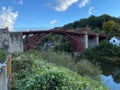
left=63, top=14, right=120, bottom=30
left=63, top=14, right=120, bottom=37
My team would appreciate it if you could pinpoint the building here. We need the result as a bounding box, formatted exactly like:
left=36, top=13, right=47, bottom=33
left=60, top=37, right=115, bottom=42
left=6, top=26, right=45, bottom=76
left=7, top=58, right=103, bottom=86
left=109, top=36, right=120, bottom=46
left=0, top=28, right=23, bottom=53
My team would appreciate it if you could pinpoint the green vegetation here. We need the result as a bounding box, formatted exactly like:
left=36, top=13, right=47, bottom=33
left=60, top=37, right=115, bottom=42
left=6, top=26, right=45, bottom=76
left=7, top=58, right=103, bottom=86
left=11, top=14, right=120, bottom=90
left=38, top=14, right=120, bottom=54
left=82, top=41, right=120, bottom=63
left=36, top=34, right=73, bottom=55
left=0, top=49, right=7, bottom=63
left=63, top=14, right=120, bottom=31
left=102, top=20, right=120, bottom=38
left=39, top=51, right=101, bottom=80
left=11, top=50, right=108, bottom=90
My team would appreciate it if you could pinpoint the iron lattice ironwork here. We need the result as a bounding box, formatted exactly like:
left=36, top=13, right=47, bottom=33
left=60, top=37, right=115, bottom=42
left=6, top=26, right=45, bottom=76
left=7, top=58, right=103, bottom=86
left=22, top=29, right=106, bottom=52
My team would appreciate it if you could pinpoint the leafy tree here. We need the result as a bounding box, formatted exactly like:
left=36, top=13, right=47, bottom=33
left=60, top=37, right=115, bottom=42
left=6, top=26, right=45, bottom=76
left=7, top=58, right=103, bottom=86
left=102, top=20, right=116, bottom=34
left=82, top=41, right=120, bottom=62
left=102, top=20, right=120, bottom=38
left=109, top=23, right=120, bottom=37
left=63, top=14, right=120, bottom=32
left=64, top=23, right=74, bottom=29
left=54, top=37, right=73, bottom=54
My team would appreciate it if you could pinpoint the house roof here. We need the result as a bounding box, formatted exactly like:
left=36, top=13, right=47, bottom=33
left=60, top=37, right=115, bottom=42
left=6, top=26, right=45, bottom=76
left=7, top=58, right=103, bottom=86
left=115, top=36, right=120, bottom=40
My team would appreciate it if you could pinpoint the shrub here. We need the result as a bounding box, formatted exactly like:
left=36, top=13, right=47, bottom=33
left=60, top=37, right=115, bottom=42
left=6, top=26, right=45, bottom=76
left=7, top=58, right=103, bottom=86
left=72, top=60, right=101, bottom=80
left=39, top=51, right=101, bottom=80
left=82, top=41, right=120, bottom=62
left=13, top=70, right=107, bottom=90
left=12, top=54, right=34, bottom=80
left=0, top=49, right=7, bottom=63
left=11, top=51, right=108, bottom=90
left=39, top=51, right=74, bottom=68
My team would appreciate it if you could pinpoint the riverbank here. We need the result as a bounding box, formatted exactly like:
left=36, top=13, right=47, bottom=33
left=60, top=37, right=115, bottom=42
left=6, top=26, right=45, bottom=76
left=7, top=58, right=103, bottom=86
left=11, top=50, right=108, bottom=90
left=82, top=41, right=120, bottom=63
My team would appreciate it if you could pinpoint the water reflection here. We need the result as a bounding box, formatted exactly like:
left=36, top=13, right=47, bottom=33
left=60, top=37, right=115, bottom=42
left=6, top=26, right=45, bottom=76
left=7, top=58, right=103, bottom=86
left=99, top=62, right=120, bottom=83
left=98, top=61, right=120, bottom=90
left=101, top=75, right=120, bottom=90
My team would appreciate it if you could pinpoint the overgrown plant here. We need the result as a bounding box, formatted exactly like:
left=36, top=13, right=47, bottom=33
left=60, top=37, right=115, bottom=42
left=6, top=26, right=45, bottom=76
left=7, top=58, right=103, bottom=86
left=82, top=41, right=120, bottom=62
left=0, top=49, right=7, bottom=63
left=28, top=51, right=101, bottom=80
left=11, top=51, right=108, bottom=90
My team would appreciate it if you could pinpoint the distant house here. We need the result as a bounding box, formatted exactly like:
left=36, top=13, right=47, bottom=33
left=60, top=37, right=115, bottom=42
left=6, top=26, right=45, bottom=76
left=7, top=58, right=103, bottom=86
left=109, top=36, right=120, bottom=46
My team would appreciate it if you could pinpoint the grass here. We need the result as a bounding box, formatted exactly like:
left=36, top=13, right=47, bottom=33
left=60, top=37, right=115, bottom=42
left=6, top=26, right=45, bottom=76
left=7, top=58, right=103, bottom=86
left=30, top=50, right=101, bottom=80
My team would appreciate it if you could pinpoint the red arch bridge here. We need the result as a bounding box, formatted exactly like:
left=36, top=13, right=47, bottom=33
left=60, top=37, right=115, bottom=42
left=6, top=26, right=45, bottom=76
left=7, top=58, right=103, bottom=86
left=21, top=29, right=106, bottom=53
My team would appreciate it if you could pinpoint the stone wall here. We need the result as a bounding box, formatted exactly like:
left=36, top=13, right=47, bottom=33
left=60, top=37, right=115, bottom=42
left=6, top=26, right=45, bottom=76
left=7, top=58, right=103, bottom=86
left=8, top=32, right=23, bottom=53
left=0, top=28, right=23, bottom=53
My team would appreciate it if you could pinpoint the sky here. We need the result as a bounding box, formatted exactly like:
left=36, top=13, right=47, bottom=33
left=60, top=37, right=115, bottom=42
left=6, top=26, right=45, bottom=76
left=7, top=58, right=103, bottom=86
left=0, top=0, right=120, bottom=31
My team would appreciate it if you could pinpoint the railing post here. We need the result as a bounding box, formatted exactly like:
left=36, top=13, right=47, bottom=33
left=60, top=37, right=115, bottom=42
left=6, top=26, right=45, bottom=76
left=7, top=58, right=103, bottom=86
left=0, top=55, right=12, bottom=90
left=7, top=55, right=12, bottom=89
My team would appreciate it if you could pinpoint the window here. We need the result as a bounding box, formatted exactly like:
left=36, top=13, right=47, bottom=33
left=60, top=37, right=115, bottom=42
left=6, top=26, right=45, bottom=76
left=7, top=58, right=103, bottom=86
left=113, top=40, right=115, bottom=43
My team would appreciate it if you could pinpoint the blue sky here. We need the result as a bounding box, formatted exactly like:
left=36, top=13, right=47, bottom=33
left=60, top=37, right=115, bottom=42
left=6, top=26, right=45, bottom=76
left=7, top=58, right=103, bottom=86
left=0, top=0, right=120, bottom=31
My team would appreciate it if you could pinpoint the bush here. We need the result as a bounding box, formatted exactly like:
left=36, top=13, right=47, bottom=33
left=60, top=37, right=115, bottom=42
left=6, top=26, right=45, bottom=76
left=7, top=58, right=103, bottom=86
left=0, top=49, right=7, bottom=63
left=82, top=41, right=120, bottom=62
left=72, top=60, right=101, bottom=80
left=39, top=51, right=101, bottom=80
left=12, top=54, right=34, bottom=80
left=14, top=70, right=107, bottom=90
left=11, top=51, right=108, bottom=90
left=39, top=51, right=74, bottom=68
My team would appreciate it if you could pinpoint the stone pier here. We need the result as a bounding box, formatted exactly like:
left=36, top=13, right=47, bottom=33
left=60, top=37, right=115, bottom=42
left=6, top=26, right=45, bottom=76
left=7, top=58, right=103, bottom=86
left=84, top=31, right=100, bottom=49
left=0, top=28, right=23, bottom=53
left=84, top=31, right=88, bottom=49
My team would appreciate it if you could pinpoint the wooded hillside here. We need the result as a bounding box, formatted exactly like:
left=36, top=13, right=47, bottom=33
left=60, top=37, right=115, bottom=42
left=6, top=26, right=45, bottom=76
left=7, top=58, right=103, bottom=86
left=63, top=14, right=120, bottom=37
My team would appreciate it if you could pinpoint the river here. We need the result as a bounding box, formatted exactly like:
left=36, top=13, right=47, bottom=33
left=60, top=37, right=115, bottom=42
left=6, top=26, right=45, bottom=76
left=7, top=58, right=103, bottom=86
left=99, top=61, right=120, bottom=90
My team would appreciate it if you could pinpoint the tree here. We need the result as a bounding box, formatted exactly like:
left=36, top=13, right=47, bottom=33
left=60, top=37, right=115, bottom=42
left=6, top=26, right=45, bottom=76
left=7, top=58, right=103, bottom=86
left=102, top=20, right=116, bottom=34
left=102, top=20, right=120, bottom=38
left=63, top=14, right=120, bottom=32
left=109, top=23, right=120, bottom=37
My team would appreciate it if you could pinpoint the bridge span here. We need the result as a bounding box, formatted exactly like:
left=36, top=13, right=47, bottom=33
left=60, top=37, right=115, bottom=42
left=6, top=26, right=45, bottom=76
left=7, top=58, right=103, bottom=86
left=0, top=28, right=106, bottom=53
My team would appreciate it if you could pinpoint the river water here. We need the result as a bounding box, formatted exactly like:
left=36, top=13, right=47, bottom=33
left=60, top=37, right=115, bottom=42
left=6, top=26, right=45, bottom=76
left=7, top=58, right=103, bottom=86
left=99, top=62, right=120, bottom=90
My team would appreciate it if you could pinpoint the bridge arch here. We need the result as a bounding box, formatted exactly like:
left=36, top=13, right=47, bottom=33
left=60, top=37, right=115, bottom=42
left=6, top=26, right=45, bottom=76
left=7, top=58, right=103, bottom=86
left=23, top=30, right=85, bottom=52
left=22, top=29, right=106, bottom=52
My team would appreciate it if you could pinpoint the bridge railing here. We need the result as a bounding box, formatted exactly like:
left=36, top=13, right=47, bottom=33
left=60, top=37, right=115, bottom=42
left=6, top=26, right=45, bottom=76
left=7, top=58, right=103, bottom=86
left=0, top=55, right=12, bottom=90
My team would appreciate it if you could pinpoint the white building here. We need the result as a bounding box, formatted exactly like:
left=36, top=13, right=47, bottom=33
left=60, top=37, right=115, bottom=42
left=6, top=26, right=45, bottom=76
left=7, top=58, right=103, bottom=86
left=109, top=36, right=120, bottom=46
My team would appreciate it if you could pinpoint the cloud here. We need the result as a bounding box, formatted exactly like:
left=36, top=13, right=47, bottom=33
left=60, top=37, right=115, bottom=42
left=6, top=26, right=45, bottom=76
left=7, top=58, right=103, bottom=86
left=13, top=0, right=23, bottom=5
left=50, top=20, right=58, bottom=25
left=18, top=0, right=23, bottom=5
left=88, top=7, right=94, bottom=15
left=79, top=0, right=89, bottom=8
left=0, top=7, right=18, bottom=31
left=54, top=0, right=78, bottom=11
left=44, top=3, right=52, bottom=8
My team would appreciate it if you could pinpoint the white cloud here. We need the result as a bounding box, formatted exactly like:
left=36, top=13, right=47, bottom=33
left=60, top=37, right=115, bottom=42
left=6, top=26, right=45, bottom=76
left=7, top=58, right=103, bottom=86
left=54, top=0, right=78, bottom=11
left=79, top=0, right=89, bottom=8
left=44, top=3, right=52, bottom=8
left=88, top=7, right=94, bottom=15
left=18, top=0, right=23, bottom=5
left=13, top=0, right=23, bottom=5
left=50, top=20, right=58, bottom=25
left=0, top=7, right=18, bottom=31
